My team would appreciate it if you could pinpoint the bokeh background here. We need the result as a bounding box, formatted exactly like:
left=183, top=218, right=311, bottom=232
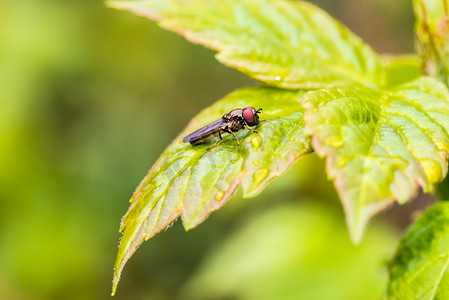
left=0, top=0, right=431, bottom=299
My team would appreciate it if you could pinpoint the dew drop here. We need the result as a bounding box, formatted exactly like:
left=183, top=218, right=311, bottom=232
left=275, top=76, right=281, bottom=81
left=215, top=191, right=224, bottom=201
left=251, top=136, right=263, bottom=151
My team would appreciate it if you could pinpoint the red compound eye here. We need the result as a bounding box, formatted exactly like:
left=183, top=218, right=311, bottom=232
left=242, top=107, right=257, bottom=126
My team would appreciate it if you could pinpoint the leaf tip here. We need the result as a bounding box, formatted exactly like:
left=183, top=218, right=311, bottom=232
left=111, top=243, right=133, bottom=296
left=181, top=217, right=201, bottom=232
left=111, top=266, right=120, bottom=296
left=343, top=204, right=368, bottom=244
left=345, top=200, right=395, bottom=244
left=347, top=219, right=366, bottom=245
left=111, top=230, right=144, bottom=297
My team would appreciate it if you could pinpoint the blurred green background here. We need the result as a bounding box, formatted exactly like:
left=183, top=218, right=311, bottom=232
left=0, top=0, right=428, bottom=299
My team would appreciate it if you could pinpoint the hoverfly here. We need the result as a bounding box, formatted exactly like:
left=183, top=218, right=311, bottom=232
left=183, top=107, right=262, bottom=150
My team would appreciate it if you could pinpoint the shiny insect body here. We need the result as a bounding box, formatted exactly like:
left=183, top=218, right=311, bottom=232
left=183, top=107, right=262, bottom=150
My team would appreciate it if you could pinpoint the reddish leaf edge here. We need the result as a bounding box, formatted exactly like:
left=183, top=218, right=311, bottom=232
left=111, top=149, right=313, bottom=296
left=111, top=120, right=312, bottom=296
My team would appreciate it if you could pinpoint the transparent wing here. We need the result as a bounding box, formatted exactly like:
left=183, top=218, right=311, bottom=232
left=183, top=119, right=225, bottom=144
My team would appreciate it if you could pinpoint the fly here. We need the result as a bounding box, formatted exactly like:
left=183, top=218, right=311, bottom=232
left=183, top=107, right=262, bottom=151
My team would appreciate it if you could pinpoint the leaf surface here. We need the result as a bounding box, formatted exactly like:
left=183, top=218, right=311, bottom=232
left=388, top=202, right=449, bottom=300
left=302, top=77, right=449, bottom=242
left=112, top=87, right=312, bottom=294
left=382, top=54, right=421, bottom=87
left=107, top=0, right=383, bottom=89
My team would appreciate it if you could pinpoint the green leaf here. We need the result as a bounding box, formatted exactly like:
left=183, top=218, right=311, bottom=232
left=382, top=54, right=421, bottom=87
left=302, top=77, right=449, bottom=243
left=107, top=0, right=384, bottom=89
left=111, top=87, right=312, bottom=295
left=388, top=202, right=449, bottom=299
left=183, top=202, right=397, bottom=300
left=414, top=0, right=449, bottom=87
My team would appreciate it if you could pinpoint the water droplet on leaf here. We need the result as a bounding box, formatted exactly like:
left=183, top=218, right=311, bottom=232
left=251, top=136, right=263, bottom=151
left=215, top=191, right=224, bottom=201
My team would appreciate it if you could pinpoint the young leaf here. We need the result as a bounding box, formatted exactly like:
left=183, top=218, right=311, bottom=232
left=302, top=77, right=449, bottom=243
left=112, top=87, right=312, bottom=295
left=107, top=0, right=383, bottom=89
left=414, top=0, right=449, bottom=87
left=388, top=202, right=449, bottom=299
left=382, top=54, right=421, bottom=87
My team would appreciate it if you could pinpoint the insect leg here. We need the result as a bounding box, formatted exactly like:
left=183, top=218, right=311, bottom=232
left=206, top=132, right=223, bottom=151
left=228, top=130, right=240, bottom=147
left=244, top=125, right=258, bottom=134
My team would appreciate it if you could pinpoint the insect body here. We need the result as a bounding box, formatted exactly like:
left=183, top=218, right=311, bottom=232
left=183, top=107, right=262, bottom=150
